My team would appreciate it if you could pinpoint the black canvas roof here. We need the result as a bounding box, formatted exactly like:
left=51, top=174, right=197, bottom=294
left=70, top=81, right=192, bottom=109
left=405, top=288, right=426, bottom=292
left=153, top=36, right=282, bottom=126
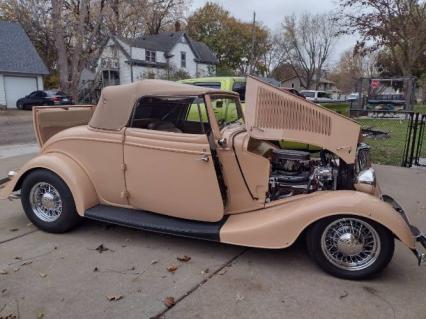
left=0, top=21, right=49, bottom=75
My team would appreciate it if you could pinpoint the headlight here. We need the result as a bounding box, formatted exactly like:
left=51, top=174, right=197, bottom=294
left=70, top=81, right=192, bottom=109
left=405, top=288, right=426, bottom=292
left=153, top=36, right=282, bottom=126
left=356, top=168, right=376, bottom=185
left=7, top=170, right=17, bottom=180
left=354, top=167, right=376, bottom=194
left=356, top=143, right=371, bottom=173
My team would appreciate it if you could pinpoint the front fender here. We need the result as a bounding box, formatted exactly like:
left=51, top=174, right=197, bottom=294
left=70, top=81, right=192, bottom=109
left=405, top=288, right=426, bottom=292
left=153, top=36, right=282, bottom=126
left=0, top=153, right=98, bottom=216
left=220, top=191, right=415, bottom=249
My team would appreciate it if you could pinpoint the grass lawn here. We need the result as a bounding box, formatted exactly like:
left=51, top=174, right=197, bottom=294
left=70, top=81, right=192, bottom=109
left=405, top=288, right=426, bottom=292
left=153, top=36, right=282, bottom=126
left=414, top=104, right=426, bottom=114
left=357, top=118, right=409, bottom=166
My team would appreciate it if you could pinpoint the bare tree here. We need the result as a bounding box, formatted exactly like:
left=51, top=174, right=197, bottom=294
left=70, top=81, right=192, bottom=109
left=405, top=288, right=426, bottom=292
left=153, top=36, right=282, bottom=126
left=278, top=13, right=339, bottom=89
left=338, top=0, right=426, bottom=76
left=260, top=34, right=287, bottom=77
left=52, top=0, right=106, bottom=99
left=329, top=48, right=379, bottom=93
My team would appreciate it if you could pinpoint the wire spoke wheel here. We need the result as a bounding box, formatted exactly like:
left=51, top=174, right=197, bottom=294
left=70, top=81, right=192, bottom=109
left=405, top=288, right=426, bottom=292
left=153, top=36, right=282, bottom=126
left=320, top=218, right=381, bottom=271
left=29, top=182, right=63, bottom=222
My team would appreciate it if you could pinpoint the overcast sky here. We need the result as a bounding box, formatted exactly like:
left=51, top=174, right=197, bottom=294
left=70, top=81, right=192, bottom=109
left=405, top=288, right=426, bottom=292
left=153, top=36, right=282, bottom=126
left=189, top=0, right=358, bottom=63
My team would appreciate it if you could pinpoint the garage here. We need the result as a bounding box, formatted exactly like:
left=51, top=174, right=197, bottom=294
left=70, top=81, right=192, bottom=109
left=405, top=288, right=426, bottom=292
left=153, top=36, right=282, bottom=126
left=4, top=76, right=38, bottom=108
left=0, top=21, right=48, bottom=109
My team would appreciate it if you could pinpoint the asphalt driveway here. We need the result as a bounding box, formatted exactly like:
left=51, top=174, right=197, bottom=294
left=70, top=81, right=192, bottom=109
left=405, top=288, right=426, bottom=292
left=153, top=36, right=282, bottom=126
left=0, top=159, right=425, bottom=319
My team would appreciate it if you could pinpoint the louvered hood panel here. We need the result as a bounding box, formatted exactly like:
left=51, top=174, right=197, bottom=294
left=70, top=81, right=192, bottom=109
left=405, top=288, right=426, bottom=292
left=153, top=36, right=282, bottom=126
left=244, top=76, right=360, bottom=164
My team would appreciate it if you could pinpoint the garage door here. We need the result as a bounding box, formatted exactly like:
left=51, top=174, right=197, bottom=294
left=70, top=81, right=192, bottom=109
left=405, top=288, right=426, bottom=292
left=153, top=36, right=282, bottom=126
left=4, top=76, right=37, bottom=108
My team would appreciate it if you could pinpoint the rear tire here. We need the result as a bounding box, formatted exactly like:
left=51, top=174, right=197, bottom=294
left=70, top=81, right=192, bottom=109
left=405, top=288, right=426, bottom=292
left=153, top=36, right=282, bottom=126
left=21, top=169, right=81, bottom=233
left=16, top=101, right=23, bottom=110
left=306, top=216, right=394, bottom=280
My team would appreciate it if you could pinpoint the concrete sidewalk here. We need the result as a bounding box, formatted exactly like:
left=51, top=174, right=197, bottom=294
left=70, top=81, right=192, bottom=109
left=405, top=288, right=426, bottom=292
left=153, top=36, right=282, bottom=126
left=0, top=157, right=425, bottom=319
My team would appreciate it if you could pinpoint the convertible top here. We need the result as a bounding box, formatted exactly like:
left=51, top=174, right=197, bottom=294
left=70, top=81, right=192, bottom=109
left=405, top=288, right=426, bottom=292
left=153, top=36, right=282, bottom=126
left=89, top=79, right=236, bottom=130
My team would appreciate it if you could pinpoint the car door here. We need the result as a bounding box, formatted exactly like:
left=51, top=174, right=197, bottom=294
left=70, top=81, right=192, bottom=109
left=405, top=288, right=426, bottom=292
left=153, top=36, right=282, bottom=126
left=124, top=95, right=224, bottom=222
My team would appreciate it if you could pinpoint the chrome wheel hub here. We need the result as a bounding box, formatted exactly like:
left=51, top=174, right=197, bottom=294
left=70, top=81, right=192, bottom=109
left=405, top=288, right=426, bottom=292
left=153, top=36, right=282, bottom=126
left=321, top=218, right=381, bottom=271
left=29, top=182, right=62, bottom=222
left=337, top=233, right=364, bottom=256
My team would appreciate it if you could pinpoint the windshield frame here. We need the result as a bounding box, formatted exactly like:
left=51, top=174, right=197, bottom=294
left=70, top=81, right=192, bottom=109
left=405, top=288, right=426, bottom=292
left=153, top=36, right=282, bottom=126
left=204, top=93, right=244, bottom=138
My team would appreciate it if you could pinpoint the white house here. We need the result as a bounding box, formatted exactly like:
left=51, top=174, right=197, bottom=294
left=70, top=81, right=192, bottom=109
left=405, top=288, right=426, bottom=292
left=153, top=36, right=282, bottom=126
left=0, top=21, right=48, bottom=109
left=95, top=31, right=218, bottom=88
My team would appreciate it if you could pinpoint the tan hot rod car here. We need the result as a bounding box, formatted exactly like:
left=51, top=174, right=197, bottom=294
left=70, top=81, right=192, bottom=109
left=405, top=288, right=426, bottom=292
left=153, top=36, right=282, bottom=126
left=1, top=77, right=425, bottom=279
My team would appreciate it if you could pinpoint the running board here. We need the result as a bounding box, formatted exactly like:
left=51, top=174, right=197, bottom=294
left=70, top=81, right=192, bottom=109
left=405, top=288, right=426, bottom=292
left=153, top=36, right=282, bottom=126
left=85, top=205, right=227, bottom=241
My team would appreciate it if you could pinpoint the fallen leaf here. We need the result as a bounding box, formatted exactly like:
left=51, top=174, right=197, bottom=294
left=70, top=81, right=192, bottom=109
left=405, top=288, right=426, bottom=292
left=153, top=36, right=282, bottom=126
left=54, top=246, right=58, bottom=250
left=177, top=255, right=191, bottom=262
left=235, top=293, right=244, bottom=302
left=13, top=267, right=20, bottom=272
left=339, top=291, right=348, bottom=299
left=106, top=295, right=123, bottom=301
left=14, top=256, right=22, bottom=260
left=163, top=296, right=176, bottom=308
left=1, top=288, right=7, bottom=294
left=201, top=268, right=209, bottom=275
left=37, top=312, right=44, bottom=319
left=21, top=261, right=32, bottom=266
left=9, top=228, right=19, bottom=232
left=125, top=238, right=130, bottom=242
left=95, top=244, right=110, bottom=253
left=0, top=269, right=8, bottom=275
left=27, top=222, right=33, bottom=227
left=40, top=273, right=47, bottom=278
left=121, top=244, right=127, bottom=248
left=151, top=260, right=158, bottom=265
left=93, top=267, right=99, bottom=272
left=218, top=268, right=227, bottom=275
left=166, top=265, right=178, bottom=273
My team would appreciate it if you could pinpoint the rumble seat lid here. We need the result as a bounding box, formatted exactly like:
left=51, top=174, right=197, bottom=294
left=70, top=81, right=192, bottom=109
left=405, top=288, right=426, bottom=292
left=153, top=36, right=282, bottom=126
left=244, top=76, right=361, bottom=164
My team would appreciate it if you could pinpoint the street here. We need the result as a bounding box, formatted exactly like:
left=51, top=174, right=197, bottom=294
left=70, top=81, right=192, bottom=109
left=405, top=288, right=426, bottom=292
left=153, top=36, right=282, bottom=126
left=0, top=159, right=425, bottom=319
left=0, top=110, right=36, bottom=146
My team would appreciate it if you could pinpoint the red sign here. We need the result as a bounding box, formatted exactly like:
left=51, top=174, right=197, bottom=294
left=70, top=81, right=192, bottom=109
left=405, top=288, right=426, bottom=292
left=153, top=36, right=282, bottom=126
left=371, top=79, right=380, bottom=89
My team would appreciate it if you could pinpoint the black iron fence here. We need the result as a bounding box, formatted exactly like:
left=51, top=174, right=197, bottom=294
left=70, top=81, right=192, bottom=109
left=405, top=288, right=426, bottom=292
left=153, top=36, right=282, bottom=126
left=349, top=110, right=425, bottom=167
left=412, top=114, right=426, bottom=167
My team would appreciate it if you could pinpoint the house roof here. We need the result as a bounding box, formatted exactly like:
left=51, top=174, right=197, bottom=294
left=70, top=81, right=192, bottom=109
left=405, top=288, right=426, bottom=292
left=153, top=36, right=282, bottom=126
left=0, top=21, right=49, bottom=75
left=117, top=32, right=218, bottom=65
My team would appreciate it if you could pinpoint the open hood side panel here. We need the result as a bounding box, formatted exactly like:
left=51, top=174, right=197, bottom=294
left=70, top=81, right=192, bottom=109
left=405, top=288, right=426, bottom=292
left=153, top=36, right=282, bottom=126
left=245, top=77, right=360, bottom=164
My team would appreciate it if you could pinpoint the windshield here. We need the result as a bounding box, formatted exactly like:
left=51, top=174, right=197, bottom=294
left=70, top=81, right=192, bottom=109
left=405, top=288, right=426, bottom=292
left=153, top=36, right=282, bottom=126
left=210, top=95, right=244, bottom=129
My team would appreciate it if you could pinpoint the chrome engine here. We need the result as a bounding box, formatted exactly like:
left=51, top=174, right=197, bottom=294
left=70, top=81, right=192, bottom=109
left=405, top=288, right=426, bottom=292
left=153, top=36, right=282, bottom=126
left=268, top=149, right=338, bottom=201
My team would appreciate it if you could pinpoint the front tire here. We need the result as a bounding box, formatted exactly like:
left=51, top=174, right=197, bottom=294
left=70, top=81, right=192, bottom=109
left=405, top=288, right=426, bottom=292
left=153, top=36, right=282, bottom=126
left=306, top=216, right=394, bottom=280
left=21, top=169, right=81, bottom=233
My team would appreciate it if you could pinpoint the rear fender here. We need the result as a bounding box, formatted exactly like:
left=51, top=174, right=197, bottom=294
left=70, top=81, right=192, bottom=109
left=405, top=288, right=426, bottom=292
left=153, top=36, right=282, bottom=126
left=0, top=153, right=98, bottom=216
left=220, top=191, right=415, bottom=249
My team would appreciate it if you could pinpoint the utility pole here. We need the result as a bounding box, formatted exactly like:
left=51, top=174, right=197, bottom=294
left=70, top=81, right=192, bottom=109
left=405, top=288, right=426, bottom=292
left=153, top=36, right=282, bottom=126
left=248, top=11, right=256, bottom=75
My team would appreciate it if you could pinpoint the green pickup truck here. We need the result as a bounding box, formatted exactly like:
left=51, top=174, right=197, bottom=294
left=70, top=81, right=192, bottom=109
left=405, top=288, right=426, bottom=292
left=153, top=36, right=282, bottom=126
left=179, top=77, right=317, bottom=151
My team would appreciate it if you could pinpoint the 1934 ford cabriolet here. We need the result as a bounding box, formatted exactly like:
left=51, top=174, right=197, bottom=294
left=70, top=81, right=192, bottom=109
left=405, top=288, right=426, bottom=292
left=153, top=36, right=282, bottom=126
left=1, top=76, right=425, bottom=279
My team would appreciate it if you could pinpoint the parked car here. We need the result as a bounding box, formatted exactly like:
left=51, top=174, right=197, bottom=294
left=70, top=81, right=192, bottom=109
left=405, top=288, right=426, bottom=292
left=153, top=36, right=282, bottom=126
left=179, top=76, right=246, bottom=103
left=346, top=92, right=360, bottom=102
left=2, top=77, right=425, bottom=280
left=16, top=90, right=73, bottom=110
left=279, top=87, right=306, bottom=99
left=300, top=90, right=333, bottom=103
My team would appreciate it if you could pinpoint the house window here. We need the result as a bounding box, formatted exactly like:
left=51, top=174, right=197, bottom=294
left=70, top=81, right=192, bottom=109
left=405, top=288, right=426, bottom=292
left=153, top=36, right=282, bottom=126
left=146, top=50, right=156, bottom=63
left=181, top=52, right=186, bottom=68
left=111, top=45, right=118, bottom=58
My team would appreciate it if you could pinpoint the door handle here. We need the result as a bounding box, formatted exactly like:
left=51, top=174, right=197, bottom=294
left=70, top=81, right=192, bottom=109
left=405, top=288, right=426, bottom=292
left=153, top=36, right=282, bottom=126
left=198, top=154, right=210, bottom=163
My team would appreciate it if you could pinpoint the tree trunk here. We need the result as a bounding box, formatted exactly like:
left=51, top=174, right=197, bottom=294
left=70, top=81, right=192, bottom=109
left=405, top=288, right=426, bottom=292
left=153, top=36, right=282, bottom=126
left=51, top=0, right=70, bottom=93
